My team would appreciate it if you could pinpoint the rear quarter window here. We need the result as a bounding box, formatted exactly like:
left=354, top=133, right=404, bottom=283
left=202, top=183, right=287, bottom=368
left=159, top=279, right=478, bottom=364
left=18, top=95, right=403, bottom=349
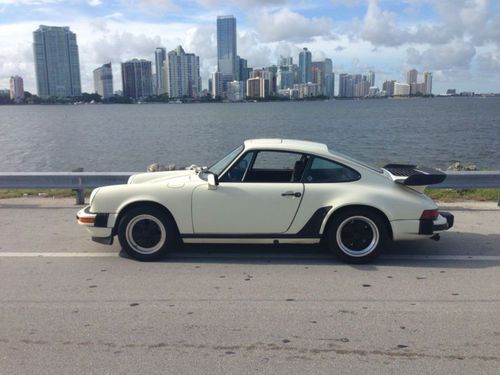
left=303, top=157, right=361, bottom=183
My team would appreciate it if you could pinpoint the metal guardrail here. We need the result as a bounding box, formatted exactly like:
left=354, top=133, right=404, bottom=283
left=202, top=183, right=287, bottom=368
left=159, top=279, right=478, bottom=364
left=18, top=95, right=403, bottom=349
left=0, top=171, right=499, bottom=205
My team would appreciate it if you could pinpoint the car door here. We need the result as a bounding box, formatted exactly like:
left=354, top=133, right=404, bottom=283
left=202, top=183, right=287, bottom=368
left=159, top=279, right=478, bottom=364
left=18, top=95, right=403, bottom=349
left=191, top=150, right=306, bottom=234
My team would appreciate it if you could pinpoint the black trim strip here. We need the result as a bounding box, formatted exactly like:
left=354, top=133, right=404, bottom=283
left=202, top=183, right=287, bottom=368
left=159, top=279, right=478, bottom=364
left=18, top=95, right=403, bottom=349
left=296, top=206, right=332, bottom=236
left=181, top=233, right=320, bottom=239
left=92, top=236, right=113, bottom=245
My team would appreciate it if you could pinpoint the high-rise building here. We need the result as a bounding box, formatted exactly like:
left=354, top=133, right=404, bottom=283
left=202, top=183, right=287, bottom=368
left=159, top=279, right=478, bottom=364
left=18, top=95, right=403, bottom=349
left=367, top=70, right=375, bottom=87
left=299, top=48, right=312, bottom=83
left=121, top=59, right=153, bottom=100
left=217, top=15, right=237, bottom=81
left=394, top=82, right=410, bottom=96
left=311, top=61, right=325, bottom=91
left=211, top=72, right=224, bottom=98
left=33, top=25, right=81, bottom=97
left=155, top=47, right=167, bottom=95
left=93, top=63, right=113, bottom=99
left=406, top=69, right=418, bottom=85
left=227, top=81, right=245, bottom=102
left=9, top=76, right=24, bottom=102
left=323, top=58, right=334, bottom=98
left=423, top=72, right=432, bottom=96
left=246, top=77, right=268, bottom=98
left=382, top=80, right=396, bottom=97
left=163, top=45, right=201, bottom=98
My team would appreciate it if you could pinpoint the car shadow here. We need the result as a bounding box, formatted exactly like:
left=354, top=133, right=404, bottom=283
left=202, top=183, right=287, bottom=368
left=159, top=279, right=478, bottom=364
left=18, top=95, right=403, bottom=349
left=118, top=231, right=500, bottom=269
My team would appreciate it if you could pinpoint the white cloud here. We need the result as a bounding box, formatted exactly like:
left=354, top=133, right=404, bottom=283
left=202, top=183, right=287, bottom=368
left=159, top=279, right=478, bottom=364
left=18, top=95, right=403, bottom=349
left=253, top=8, right=335, bottom=43
left=88, top=0, right=101, bottom=6
left=406, top=41, right=476, bottom=71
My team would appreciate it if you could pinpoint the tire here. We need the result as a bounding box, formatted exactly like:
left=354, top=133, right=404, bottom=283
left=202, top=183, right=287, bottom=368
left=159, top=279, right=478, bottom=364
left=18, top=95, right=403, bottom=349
left=325, top=208, right=388, bottom=263
left=117, top=206, right=177, bottom=261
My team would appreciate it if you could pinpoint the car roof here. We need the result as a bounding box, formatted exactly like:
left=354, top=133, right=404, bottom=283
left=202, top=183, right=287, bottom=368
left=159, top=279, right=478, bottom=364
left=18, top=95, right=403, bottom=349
left=243, top=138, right=331, bottom=157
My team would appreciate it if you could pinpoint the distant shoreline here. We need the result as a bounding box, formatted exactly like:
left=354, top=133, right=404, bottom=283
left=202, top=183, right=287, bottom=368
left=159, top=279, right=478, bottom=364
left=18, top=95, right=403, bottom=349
left=1, top=94, right=499, bottom=106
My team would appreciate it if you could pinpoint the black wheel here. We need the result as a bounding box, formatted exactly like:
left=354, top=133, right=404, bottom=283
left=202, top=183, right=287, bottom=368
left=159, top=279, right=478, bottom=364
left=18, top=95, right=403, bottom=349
left=326, top=208, right=388, bottom=263
left=117, top=206, right=177, bottom=261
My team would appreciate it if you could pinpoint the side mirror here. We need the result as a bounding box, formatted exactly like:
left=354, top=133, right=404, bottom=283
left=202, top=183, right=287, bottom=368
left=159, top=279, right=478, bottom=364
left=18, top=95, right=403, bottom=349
left=207, top=173, right=219, bottom=190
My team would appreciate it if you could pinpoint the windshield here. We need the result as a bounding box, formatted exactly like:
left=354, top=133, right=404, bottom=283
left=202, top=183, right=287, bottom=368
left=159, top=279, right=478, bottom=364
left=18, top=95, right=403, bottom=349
left=330, top=150, right=384, bottom=174
left=201, top=145, right=244, bottom=178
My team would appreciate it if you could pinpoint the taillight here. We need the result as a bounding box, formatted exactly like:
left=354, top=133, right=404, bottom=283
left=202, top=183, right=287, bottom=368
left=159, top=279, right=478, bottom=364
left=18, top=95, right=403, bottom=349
left=420, top=209, right=438, bottom=220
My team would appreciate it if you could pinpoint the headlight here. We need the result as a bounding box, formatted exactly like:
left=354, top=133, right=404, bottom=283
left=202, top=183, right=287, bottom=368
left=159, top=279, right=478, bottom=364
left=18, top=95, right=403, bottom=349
left=89, top=188, right=100, bottom=205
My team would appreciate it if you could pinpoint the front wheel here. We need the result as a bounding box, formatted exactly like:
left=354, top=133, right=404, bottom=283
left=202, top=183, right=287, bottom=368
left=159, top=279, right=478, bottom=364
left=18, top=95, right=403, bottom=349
left=117, top=206, right=177, bottom=261
left=326, top=209, right=388, bottom=263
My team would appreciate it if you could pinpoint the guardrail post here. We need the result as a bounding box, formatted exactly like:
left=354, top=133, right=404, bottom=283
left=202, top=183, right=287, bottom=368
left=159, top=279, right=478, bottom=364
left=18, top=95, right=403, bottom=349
left=72, top=167, right=85, bottom=205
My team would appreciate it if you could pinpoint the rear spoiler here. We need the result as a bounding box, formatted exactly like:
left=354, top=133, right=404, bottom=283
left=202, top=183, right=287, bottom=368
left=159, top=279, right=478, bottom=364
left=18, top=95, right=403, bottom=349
left=382, top=164, right=446, bottom=186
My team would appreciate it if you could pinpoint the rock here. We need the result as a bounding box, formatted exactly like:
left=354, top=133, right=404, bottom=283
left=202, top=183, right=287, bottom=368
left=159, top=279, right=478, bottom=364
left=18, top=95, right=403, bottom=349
left=147, top=163, right=177, bottom=172
left=38, top=192, right=48, bottom=197
left=447, top=162, right=477, bottom=171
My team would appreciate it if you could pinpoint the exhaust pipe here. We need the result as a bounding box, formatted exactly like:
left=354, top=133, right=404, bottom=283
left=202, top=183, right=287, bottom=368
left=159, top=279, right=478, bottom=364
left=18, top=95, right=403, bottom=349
left=430, top=234, right=440, bottom=241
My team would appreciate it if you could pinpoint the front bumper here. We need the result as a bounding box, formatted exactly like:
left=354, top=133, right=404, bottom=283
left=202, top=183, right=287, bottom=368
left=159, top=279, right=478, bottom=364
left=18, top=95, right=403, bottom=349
left=76, top=206, right=115, bottom=245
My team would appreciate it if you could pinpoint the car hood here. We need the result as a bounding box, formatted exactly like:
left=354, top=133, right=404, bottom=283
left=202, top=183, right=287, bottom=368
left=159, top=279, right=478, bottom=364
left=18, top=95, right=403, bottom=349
left=128, top=170, right=197, bottom=184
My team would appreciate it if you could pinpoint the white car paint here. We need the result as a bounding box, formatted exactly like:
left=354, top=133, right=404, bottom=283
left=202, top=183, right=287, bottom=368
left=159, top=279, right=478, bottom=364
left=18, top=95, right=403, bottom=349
left=77, top=138, right=449, bottom=245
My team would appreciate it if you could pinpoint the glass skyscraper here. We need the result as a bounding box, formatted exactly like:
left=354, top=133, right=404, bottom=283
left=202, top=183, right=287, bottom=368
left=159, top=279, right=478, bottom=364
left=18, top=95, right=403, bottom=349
left=217, top=15, right=237, bottom=81
left=93, top=63, right=113, bottom=99
left=121, top=59, right=153, bottom=100
left=33, top=25, right=81, bottom=97
left=299, top=48, right=312, bottom=84
left=155, top=47, right=167, bottom=95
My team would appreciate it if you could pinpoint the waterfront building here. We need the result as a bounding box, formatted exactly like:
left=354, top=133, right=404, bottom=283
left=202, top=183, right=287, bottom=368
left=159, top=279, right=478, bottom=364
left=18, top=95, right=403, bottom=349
left=368, top=86, right=379, bottom=97
left=246, top=77, right=269, bottom=98
left=293, top=83, right=320, bottom=98
left=407, top=69, right=418, bottom=84
left=367, top=70, right=375, bottom=87
left=227, top=81, right=245, bottom=102
left=394, top=82, right=410, bottom=96
left=324, top=58, right=335, bottom=98
left=382, top=80, right=396, bottom=97
left=164, top=45, right=201, bottom=98
left=354, top=79, right=370, bottom=97
left=277, top=65, right=294, bottom=90
left=311, top=61, right=324, bottom=93
left=121, top=59, right=153, bottom=100
left=9, top=76, right=24, bottom=102
left=93, top=63, right=113, bottom=99
left=33, top=25, right=81, bottom=97
left=211, top=72, right=224, bottom=98
left=299, top=48, right=312, bottom=84
left=424, top=72, right=432, bottom=95
left=216, top=15, right=237, bottom=96
left=155, top=47, right=167, bottom=95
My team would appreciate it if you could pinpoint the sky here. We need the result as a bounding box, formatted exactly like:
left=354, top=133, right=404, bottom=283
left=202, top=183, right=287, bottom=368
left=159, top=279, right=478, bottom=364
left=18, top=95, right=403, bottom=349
left=0, top=0, right=499, bottom=95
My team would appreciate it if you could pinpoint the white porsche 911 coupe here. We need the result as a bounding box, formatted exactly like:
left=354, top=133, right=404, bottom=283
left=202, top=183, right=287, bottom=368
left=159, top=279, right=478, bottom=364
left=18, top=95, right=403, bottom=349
left=77, top=139, right=453, bottom=263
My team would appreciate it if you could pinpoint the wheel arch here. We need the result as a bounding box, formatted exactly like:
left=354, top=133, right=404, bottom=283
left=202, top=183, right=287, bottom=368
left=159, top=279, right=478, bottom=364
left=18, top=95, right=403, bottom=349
left=321, top=204, right=393, bottom=240
left=113, top=200, right=180, bottom=237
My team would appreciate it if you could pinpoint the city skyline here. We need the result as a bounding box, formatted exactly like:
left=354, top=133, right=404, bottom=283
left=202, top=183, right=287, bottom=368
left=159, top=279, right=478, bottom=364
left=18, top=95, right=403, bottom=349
left=0, top=1, right=499, bottom=94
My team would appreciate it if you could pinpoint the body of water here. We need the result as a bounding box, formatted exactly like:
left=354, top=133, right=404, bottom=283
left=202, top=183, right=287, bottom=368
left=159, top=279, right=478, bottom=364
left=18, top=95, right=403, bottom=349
left=0, top=97, right=499, bottom=171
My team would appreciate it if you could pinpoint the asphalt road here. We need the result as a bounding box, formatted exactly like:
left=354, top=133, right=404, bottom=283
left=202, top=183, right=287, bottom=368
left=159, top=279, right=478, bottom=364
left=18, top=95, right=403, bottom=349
left=1, top=197, right=500, bottom=374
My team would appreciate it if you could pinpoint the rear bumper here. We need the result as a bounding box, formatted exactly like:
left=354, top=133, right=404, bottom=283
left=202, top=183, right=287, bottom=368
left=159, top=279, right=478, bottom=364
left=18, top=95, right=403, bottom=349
left=391, top=211, right=454, bottom=241
left=76, top=206, right=115, bottom=245
left=419, top=211, right=454, bottom=235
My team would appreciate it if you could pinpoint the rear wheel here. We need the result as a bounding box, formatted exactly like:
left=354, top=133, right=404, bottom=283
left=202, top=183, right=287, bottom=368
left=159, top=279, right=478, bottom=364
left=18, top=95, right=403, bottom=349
left=118, top=206, right=177, bottom=261
left=326, top=208, right=388, bottom=263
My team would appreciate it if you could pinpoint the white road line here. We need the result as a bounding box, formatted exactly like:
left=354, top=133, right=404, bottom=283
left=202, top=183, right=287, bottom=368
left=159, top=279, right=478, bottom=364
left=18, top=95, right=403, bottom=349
left=0, top=252, right=118, bottom=257
left=0, top=252, right=499, bottom=261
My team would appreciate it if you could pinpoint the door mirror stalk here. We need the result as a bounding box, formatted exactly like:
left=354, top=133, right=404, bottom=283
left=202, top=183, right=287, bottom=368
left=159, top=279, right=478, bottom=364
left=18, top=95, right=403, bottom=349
left=208, top=173, right=219, bottom=190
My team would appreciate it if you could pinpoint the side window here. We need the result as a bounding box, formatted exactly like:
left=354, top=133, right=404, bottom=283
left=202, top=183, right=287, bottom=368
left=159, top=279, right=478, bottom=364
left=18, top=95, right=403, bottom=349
left=303, top=157, right=360, bottom=183
left=219, top=152, right=254, bottom=182
left=245, top=151, right=307, bottom=183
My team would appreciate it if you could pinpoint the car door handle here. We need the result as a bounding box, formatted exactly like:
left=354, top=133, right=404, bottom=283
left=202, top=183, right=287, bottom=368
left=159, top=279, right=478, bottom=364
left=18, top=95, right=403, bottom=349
left=281, top=191, right=302, bottom=197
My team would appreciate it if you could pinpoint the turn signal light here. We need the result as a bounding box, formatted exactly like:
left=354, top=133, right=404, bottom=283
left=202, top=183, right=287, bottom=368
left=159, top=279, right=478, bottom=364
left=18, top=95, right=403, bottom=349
left=420, top=209, right=438, bottom=220
left=78, top=217, right=95, bottom=224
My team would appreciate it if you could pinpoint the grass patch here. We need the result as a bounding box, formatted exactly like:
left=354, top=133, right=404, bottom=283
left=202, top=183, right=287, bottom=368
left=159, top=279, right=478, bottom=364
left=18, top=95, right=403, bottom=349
left=0, top=189, right=92, bottom=199
left=425, top=188, right=499, bottom=202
